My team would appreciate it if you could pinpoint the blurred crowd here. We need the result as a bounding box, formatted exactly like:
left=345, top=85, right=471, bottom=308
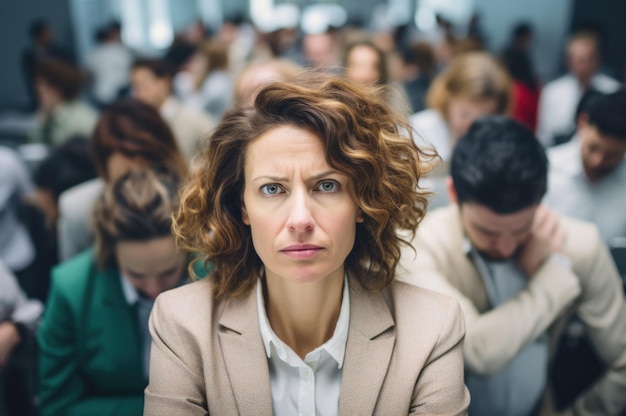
left=1, top=9, right=626, bottom=416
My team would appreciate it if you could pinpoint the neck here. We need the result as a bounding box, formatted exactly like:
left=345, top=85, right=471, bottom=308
left=264, top=270, right=344, bottom=359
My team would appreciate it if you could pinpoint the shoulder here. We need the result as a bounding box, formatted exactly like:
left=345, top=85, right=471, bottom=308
left=389, top=281, right=465, bottom=346
left=548, top=139, right=579, bottom=168
left=542, top=75, right=573, bottom=94
left=152, top=279, right=221, bottom=338
left=592, top=73, right=621, bottom=92
left=411, top=109, right=446, bottom=133
left=561, top=215, right=604, bottom=262
left=390, top=280, right=461, bottom=319
left=418, top=205, right=460, bottom=239
left=59, top=178, right=104, bottom=214
left=50, top=249, right=96, bottom=298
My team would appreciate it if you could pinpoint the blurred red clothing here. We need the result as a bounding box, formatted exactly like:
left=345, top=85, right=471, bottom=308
left=512, top=81, right=540, bottom=132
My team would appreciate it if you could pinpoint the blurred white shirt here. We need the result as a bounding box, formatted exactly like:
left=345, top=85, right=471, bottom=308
left=536, top=73, right=621, bottom=147
left=544, top=136, right=626, bottom=242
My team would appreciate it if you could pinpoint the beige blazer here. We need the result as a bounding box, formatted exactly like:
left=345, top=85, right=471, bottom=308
left=397, top=204, right=626, bottom=415
left=144, top=275, right=470, bottom=415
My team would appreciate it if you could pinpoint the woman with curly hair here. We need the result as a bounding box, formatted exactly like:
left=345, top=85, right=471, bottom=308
left=144, top=74, right=470, bottom=415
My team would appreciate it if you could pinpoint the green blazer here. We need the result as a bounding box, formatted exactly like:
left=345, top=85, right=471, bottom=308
left=38, top=249, right=145, bottom=416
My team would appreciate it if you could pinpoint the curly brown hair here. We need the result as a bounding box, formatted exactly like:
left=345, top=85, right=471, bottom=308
left=174, top=73, right=432, bottom=298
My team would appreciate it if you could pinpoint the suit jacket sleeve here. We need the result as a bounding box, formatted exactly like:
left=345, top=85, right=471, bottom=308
left=571, top=228, right=626, bottom=416
left=410, top=299, right=470, bottom=415
left=38, top=265, right=143, bottom=416
left=399, top=228, right=582, bottom=376
left=144, top=294, right=208, bottom=416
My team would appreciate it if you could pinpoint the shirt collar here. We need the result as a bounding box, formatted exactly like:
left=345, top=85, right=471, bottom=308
left=256, top=275, right=350, bottom=368
left=557, top=135, right=586, bottom=179
left=159, top=96, right=178, bottom=121
left=120, top=273, right=139, bottom=306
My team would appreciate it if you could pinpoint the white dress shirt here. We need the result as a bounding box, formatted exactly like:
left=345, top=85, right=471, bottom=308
left=536, top=73, right=621, bottom=147
left=85, top=42, right=134, bottom=104
left=544, top=136, right=626, bottom=242
left=121, top=275, right=154, bottom=380
left=256, top=277, right=350, bottom=416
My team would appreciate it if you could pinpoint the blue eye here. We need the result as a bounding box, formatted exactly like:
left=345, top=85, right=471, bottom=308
left=316, top=180, right=339, bottom=193
left=260, top=184, right=282, bottom=195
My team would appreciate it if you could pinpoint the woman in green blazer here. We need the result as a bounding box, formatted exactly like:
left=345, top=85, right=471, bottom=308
left=38, top=168, right=187, bottom=416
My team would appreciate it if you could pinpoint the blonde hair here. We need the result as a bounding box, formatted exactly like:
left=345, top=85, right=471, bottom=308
left=174, top=73, right=433, bottom=298
left=93, top=168, right=181, bottom=269
left=427, top=52, right=511, bottom=119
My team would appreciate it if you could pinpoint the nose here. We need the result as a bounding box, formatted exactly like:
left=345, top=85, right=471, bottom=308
left=286, top=189, right=314, bottom=233
left=495, top=236, right=517, bottom=259
left=140, top=279, right=170, bottom=300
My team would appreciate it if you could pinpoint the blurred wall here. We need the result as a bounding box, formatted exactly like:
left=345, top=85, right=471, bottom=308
left=0, top=0, right=75, bottom=111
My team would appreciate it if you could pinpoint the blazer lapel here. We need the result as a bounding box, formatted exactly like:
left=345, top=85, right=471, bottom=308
left=218, top=281, right=273, bottom=416
left=445, top=205, right=491, bottom=312
left=84, top=267, right=144, bottom=388
left=339, top=276, right=395, bottom=415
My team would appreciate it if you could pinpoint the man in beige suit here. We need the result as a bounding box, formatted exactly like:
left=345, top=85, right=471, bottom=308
left=131, top=58, right=215, bottom=161
left=398, top=116, right=626, bottom=416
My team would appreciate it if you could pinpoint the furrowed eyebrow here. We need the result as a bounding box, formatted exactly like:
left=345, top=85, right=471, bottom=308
left=253, top=170, right=339, bottom=183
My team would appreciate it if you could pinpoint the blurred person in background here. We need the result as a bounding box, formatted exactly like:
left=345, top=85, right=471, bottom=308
left=398, top=116, right=626, bottom=416
left=302, top=30, right=342, bottom=73
left=537, top=30, right=621, bottom=147
left=410, top=52, right=511, bottom=165
left=0, top=147, right=36, bottom=278
left=545, top=88, right=626, bottom=243
left=401, top=41, right=436, bottom=114
left=131, top=58, right=215, bottom=160
left=501, top=22, right=540, bottom=132
left=39, top=168, right=188, bottom=416
left=30, top=59, right=97, bottom=147
left=178, top=40, right=234, bottom=121
left=343, top=40, right=411, bottom=119
left=56, top=99, right=188, bottom=262
left=0, top=260, right=43, bottom=416
left=233, top=58, right=303, bottom=107
left=21, top=19, right=73, bottom=110
left=84, top=21, right=134, bottom=109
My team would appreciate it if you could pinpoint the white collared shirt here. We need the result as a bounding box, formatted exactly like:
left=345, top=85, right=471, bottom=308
left=536, top=73, right=620, bottom=147
left=544, top=136, right=626, bottom=242
left=256, top=277, right=350, bottom=416
left=120, top=275, right=154, bottom=380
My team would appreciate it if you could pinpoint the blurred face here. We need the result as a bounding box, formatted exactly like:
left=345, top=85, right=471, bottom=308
left=241, top=125, right=363, bottom=287
left=346, top=45, right=381, bottom=86
left=106, top=153, right=149, bottom=182
left=460, top=202, right=535, bottom=260
left=116, top=236, right=186, bottom=300
left=447, top=97, right=499, bottom=139
left=131, top=67, right=170, bottom=109
left=35, top=78, right=62, bottom=110
left=579, top=121, right=626, bottom=181
left=567, top=38, right=598, bottom=84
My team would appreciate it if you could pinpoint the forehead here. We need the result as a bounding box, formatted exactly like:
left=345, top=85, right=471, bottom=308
left=116, top=237, right=180, bottom=272
left=244, top=125, right=330, bottom=172
left=462, top=202, right=536, bottom=231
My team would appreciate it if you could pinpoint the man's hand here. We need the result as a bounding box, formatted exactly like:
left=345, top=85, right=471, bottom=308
left=517, top=205, right=566, bottom=277
left=0, top=321, right=22, bottom=370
